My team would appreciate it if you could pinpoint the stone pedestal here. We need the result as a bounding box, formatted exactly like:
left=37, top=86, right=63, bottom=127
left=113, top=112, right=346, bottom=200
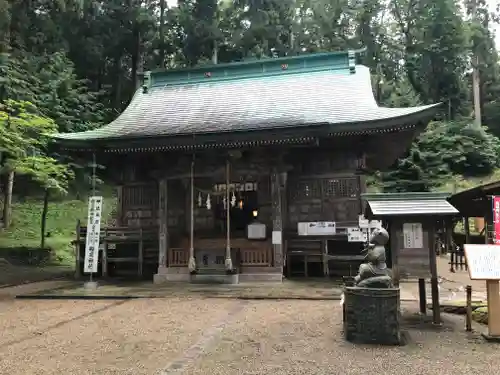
left=153, top=266, right=190, bottom=283
left=343, top=286, right=401, bottom=345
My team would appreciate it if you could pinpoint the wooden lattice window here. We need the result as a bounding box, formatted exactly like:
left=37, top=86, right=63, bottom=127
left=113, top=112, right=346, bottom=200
left=323, top=178, right=359, bottom=198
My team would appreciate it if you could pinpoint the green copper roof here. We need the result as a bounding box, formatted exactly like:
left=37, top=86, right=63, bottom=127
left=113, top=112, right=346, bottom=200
left=54, top=51, right=440, bottom=145
left=362, top=193, right=459, bottom=217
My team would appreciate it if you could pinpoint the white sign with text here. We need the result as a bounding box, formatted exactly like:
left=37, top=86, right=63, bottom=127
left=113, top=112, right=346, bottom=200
left=83, top=196, right=103, bottom=273
left=464, top=244, right=500, bottom=280
left=403, top=223, right=423, bottom=249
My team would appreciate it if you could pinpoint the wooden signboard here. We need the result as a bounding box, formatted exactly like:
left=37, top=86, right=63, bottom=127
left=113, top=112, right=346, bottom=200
left=398, top=222, right=429, bottom=279
left=464, top=244, right=500, bottom=338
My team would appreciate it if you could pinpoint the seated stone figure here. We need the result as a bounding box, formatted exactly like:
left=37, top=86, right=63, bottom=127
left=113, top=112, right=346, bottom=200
left=354, top=227, right=393, bottom=288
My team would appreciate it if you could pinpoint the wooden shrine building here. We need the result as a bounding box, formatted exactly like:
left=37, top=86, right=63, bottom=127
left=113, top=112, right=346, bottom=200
left=54, top=50, right=440, bottom=283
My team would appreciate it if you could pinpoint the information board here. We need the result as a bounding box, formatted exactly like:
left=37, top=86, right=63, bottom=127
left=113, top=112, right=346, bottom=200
left=403, top=223, right=423, bottom=249
left=347, top=227, right=368, bottom=242
left=84, top=196, right=103, bottom=273
left=464, top=244, right=500, bottom=280
left=298, top=222, right=336, bottom=236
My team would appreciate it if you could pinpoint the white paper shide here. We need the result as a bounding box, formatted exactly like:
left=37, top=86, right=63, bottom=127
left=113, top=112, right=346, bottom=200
left=84, top=196, right=103, bottom=273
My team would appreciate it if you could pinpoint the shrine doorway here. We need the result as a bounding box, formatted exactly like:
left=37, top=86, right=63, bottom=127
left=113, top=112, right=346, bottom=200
left=213, top=186, right=259, bottom=237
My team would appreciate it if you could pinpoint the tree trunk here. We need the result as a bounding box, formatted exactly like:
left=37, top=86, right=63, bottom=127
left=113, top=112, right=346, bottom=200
left=40, top=189, right=49, bottom=249
left=159, top=0, right=166, bottom=68
left=2, top=170, right=14, bottom=229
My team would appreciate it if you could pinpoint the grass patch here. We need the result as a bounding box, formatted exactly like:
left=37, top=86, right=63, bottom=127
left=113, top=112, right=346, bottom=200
left=0, top=195, right=115, bottom=266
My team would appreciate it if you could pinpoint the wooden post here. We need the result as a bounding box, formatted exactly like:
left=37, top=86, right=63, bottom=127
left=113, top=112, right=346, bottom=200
left=158, top=178, right=168, bottom=271
left=75, top=220, right=82, bottom=279
left=464, top=216, right=470, bottom=244
left=466, top=285, right=472, bottom=332
left=138, top=228, right=144, bottom=277
left=486, top=280, right=500, bottom=336
left=322, top=239, right=329, bottom=277
left=418, top=278, right=426, bottom=315
left=429, top=233, right=441, bottom=325
left=271, top=170, right=284, bottom=272
left=224, top=159, right=233, bottom=271
left=102, top=229, right=108, bottom=278
left=188, top=157, right=196, bottom=272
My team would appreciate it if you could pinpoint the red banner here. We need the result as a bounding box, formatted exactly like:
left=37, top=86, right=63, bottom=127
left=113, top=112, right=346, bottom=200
left=493, top=196, right=500, bottom=244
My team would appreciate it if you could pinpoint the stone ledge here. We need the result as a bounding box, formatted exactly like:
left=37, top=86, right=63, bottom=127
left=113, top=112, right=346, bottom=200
left=239, top=273, right=282, bottom=282
left=190, top=274, right=239, bottom=284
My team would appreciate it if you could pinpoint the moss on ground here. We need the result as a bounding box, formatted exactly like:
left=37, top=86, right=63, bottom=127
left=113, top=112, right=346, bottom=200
left=472, top=306, right=489, bottom=325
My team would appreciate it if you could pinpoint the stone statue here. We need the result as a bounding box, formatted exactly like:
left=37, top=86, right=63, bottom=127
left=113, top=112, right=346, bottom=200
left=354, top=227, right=393, bottom=288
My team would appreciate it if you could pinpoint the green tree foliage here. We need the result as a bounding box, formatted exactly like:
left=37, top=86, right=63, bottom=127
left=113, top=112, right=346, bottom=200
left=381, top=121, right=500, bottom=191
left=0, top=100, right=73, bottom=193
left=1, top=0, right=500, bottom=196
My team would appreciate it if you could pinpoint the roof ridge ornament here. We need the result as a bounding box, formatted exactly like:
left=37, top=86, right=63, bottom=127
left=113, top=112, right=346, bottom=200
left=348, top=50, right=356, bottom=74
left=143, top=71, right=152, bottom=93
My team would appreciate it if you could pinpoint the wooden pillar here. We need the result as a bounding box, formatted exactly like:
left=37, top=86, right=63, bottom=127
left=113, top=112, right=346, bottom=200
left=158, top=178, right=168, bottom=270
left=271, top=170, right=285, bottom=270
left=224, top=159, right=234, bottom=271
left=464, top=216, right=470, bottom=243
left=102, top=229, right=108, bottom=278
left=116, top=186, right=123, bottom=226
left=188, top=157, right=196, bottom=272
left=429, top=223, right=441, bottom=325
left=138, top=228, right=144, bottom=277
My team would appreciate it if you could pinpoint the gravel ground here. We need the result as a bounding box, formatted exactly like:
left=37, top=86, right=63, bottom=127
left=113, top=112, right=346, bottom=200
left=1, top=298, right=499, bottom=375
left=182, top=301, right=500, bottom=375
left=0, top=298, right=242, bottom=375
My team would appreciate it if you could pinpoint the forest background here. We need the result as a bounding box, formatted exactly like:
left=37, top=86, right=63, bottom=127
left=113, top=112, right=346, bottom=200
left=0, top=0, right=498, bottom=263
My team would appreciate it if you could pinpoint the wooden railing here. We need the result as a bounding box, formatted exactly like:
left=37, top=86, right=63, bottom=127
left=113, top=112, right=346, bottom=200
left=167, top=246, right=273, bottom=267
left=240, top=248, right=272, bottom=266
left=169, top=248, right=189, bottom=267
left=76, top=225, right=158, bottom=241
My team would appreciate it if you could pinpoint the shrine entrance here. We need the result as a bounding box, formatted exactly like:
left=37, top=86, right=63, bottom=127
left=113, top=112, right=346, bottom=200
left=213, top=182, right=259, bottom=237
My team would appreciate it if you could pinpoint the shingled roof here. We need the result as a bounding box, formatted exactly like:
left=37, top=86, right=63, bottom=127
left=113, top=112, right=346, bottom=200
left=54, top=50, right=440, bottom=149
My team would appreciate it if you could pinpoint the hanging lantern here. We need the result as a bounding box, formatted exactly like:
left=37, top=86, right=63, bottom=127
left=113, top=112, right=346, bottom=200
left=206, top=193, right=211, bottom=210
left=198, top=192, right=202, bottom=208
left=231, top=191, right=236, bottom=207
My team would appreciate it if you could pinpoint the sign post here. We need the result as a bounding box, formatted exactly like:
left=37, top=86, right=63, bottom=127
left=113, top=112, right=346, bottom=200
left=464, top=244, right=500, bottom=340
left=83, top=196, right=103, bottom=289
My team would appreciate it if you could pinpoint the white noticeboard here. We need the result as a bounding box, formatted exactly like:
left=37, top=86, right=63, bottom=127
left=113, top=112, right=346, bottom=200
left=403, top=223, right=423, bottom=249
left=464, top=244, right=500, bottom=280
left=347, top=227, right=368, bottom=243
left=272, top=231, right=282, bottom=245
left=358, top=215, right=382, bottom=230
left=298, top=222, right=336, bottom=236
left=83, top=196, right=103, bottom=273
